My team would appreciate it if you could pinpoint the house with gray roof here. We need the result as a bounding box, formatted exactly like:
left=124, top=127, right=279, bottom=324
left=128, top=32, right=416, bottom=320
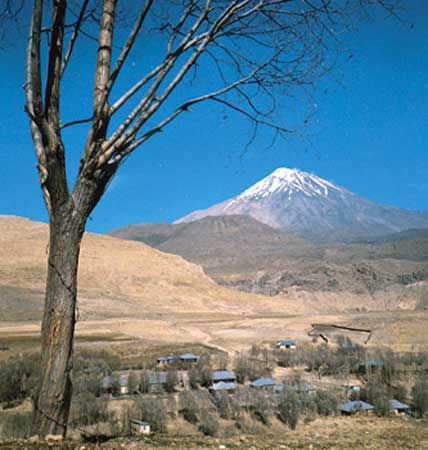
left=340, top=400, right=374, bottom=416
left=130, top=419, right=151, bottom=435
left=389, top=399, right=410, bottom=415
left=210, top=381, right=237, bottom=393
left=212, top=370, right=236, bottom=383
left=250, top=377, right=276, bottom=389
left=157, top=352, right=199, bottom=367
left=276, top=339, right=297, bottom=350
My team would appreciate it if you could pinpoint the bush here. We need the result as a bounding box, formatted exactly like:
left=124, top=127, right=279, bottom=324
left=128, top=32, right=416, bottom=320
left=69, top=393, right=110, bottom=427
left=216, top=392, right=232, bottom=419
left=0, top=354, right=39, bottom=403
left=165, top=370, right=179, bottom=393
left=199, top=413, right=219, bottom=436
left=278, top=388, right=300, bottom=430
left=1, top=412, right=32, bottom=440
left=180, top=391, right=200, bottom=424
left=137, top=397, right=167, bottom=432
left=412, top=375, right=428, bottom=418
left=251, top=392, right=271, bottom=426
left=313, top=391, right=338, bottom=416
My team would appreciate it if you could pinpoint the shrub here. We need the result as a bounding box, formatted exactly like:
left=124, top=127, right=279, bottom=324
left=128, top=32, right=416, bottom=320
left=278, top=388, right=300, bottom=430
left=139, top=371, right=151, bottom=394
left=251, top=392, right=271, bottom=426
left=137, top=397, right=167, bottom=432
left=0, top=354, right=39, bottom=403
left=412, top=375, right=428, bottom=418
left=216, top=392, right=232, bottom=419
left=313, top=390, right=338, bottom=416
left=165, top=370, right=179, bottom=393
left=199, top=413, right=219, bottom=436
left=1, top=412, right=32, bottom=440
left=180, top=391, right=200, bottom=424
left=69, top=393, right=110, bottom=427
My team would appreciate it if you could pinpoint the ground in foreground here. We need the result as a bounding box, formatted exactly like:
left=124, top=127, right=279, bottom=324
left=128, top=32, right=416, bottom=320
left=1, top=417, right=427, bottom=449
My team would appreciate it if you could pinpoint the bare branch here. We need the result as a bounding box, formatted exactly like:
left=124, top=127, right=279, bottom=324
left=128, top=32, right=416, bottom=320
left=61, top=0, right=90, bottom=78
left=107, top=0, right=153, bottom=91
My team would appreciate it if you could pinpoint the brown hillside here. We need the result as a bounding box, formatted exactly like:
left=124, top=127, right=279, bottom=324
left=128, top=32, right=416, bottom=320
left=0, top=216, right=282, bottom=321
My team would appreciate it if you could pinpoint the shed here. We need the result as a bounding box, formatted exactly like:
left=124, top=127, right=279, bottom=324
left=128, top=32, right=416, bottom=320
left=212, top=370, right=236, bottom=383
left=119, top=377, right=128, bottom=395
left=276, top=339, right=297, bottom=350
left=340, top=400, right=374, bottom=416
left=99, top=375, right=115, bottom=396
left=389, top=399, right=410, bottom=415
left=178, top=352, right=199, bottom=363
left=210, top=381, right=237, bottom=393
left=250, top=377, right=276, bottom=389
left=130, top=419, right=151, bottom=435
left=157, top=355, right=179, bottom=366
left=358, top=359, right=384, bottom=373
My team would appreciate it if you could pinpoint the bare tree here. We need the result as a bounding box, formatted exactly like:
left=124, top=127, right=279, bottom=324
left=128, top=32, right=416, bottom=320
left=24, top=0, right=396, bottom=437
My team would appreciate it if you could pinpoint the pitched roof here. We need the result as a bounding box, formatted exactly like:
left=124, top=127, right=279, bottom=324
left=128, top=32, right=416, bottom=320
left=178, top=352, right=199, bottom=360
left=211, top=381, right=236, bottom=391
left=100, top=375, right=115, bottom=389
left=340, top=400, right=374, bottom=413
left=277, top=339, right=296, bottom=346
left=212, top=370, right=236, bottom=381
left=131, top=419, right=150, bottom=426
left=250, top=377, right=275, bottom=388
left=389, top=399, right=409, bottom=410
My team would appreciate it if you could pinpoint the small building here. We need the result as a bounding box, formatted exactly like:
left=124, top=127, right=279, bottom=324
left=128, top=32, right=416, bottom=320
left=340, top=400, right=374, bottom=416
left=119, top=377, right=128, bottom=395
left=178, top=352, right=199, bottom=364
left=212, top=370, right=236, bottom=384
left=292, top=381, right=316, bottom=395
left=250, top=377, right=276, bottom=390
left=388, top=399, right=410, bottom=415
left=130, top=420, right=151, bottom=435
left=148, top=372, right=168, bottom=393
left=99, top=375, right=115, bottom=397
left=157, top=352, right=199, bottom=367
left=345, top=384, right=361, bottom=398
left=358, top=358, right=384, bottom=374
left=157, top=355, right=179, bottom=366
left=276, top=339, right=297, bottom=350
left=210, top=381, right=237, bottom=393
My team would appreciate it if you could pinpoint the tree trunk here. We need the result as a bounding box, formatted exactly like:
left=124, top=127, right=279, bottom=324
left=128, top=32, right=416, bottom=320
left=32, top=208, right=85, bottom=437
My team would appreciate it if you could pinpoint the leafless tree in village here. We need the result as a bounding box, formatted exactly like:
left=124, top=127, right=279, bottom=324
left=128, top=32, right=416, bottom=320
left=24, top=0, right=397, bottom=437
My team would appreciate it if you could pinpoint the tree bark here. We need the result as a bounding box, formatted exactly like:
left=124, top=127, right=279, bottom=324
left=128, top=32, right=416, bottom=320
left=32, top=206, right=85, bottom=436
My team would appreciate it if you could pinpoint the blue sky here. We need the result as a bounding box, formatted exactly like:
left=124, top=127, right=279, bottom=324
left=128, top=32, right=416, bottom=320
left=0, top=1, right=427, bottom=233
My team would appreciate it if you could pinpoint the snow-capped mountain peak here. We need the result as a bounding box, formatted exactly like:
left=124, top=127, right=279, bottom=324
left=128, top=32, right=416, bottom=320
left=236, top=167, right=343, bottom=201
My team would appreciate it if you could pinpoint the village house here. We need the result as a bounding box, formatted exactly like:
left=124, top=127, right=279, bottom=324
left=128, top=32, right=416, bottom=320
left=148, top=372, right=168, bottom=393
left=130, top=419, right=151, bottom=435
left=358, top=358, right=384, bottom=374
left=250, top=377, right=276, bottom=390
left=99, top=375, right=115, bottom=398
left=157, top=352, right=199, bottom=367
left=211, top=370, right=236, bottom=384
left=388, top=399, right=410, bottom=415
left=340, top=400, right=375, bottom=416
left=345, top=384, right=361, bottom=398
left=119, top=377, right=128, bottom=395
left=210, top=381, right=237, bottom=394
left=276, top=339, right=297, bottom=350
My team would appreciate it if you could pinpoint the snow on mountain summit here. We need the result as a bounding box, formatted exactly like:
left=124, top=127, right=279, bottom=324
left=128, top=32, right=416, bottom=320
left=236, top=167, right=343, bottom=201
left=175, top=167, right=428, bottom=241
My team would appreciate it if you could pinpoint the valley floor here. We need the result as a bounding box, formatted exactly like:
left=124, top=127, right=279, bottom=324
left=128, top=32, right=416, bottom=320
left=1, top=309, right=428, bottom=360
